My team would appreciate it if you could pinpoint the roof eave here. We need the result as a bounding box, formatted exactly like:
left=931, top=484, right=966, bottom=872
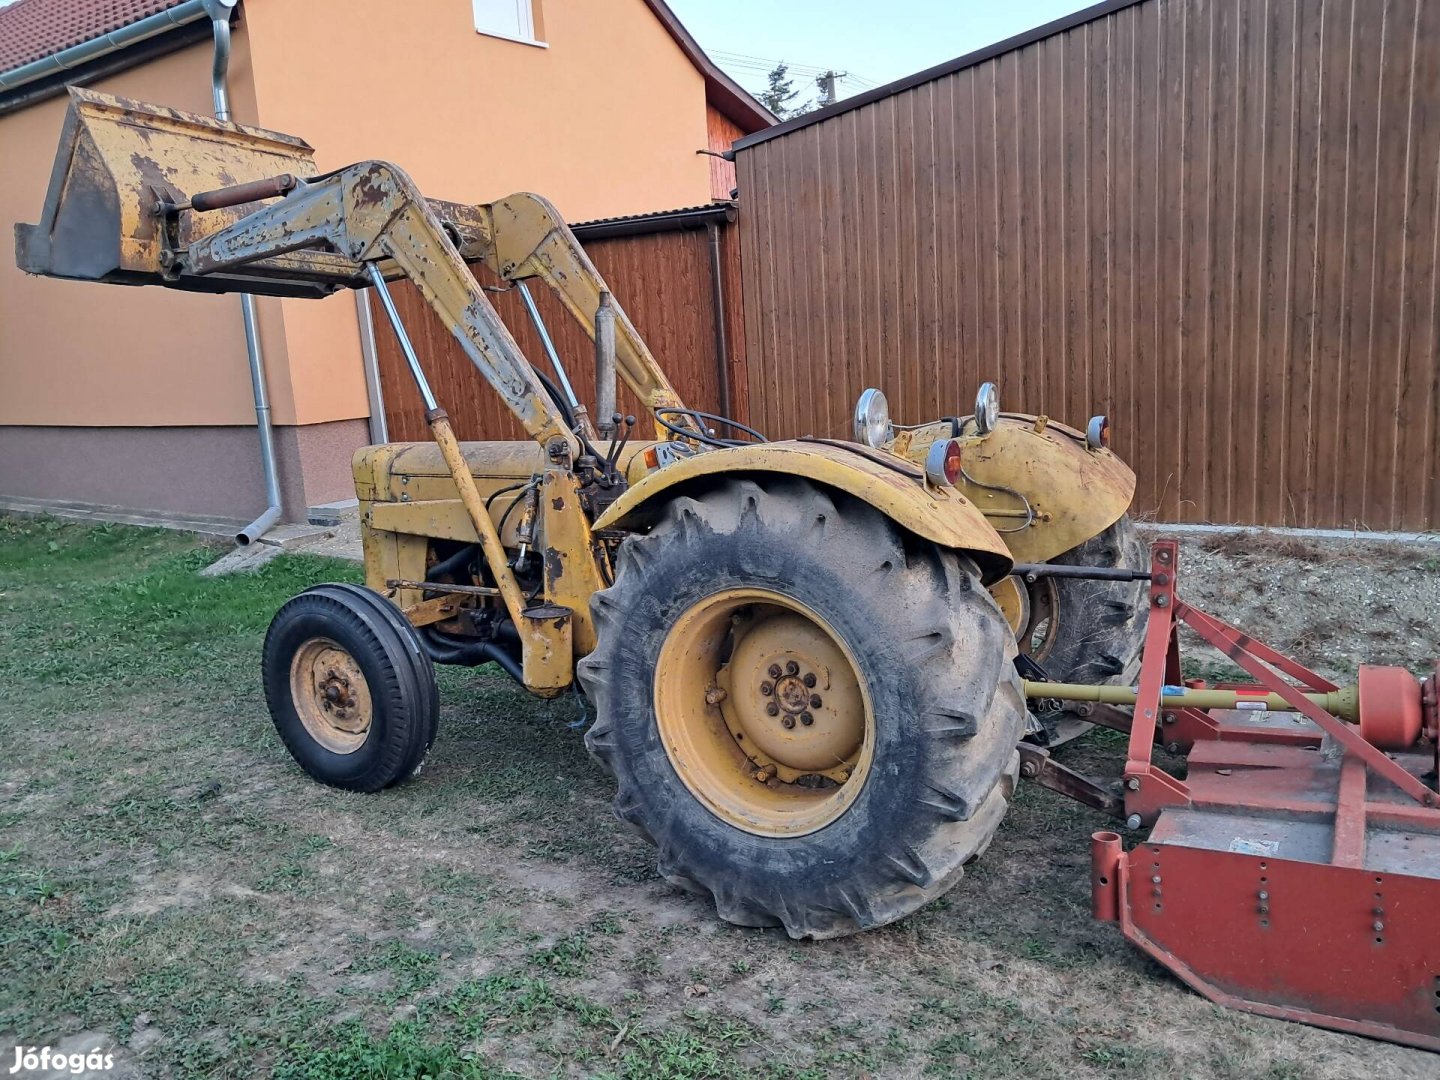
left=640, top=0, right=776, bottom=134
left=573, top=201, right=736, bottom=241
left=0, top=17, right=212, bottom=116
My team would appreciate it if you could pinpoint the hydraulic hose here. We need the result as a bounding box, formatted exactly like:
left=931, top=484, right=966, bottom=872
left=419, top=627, right=523, bottom=683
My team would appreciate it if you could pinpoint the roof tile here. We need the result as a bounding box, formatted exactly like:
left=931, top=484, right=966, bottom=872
left=0, top=0, right=188, bottom=74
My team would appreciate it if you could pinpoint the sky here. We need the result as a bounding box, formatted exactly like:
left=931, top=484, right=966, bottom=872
left=666, top=0, right=1096, bottom=109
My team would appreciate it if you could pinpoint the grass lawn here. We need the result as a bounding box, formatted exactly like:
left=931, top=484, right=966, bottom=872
left=0, top=515, right=1430, bottom=1079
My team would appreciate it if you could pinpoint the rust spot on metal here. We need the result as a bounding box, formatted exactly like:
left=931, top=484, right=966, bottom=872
left=129, top=152, right=181, bottom=208
left=545, top=547, right=565, bottom=583
left=352, top=168, right=391, bottom=209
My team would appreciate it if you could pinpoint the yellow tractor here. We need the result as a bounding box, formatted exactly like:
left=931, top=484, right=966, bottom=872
left=17, top=90, right=1142, bottom=938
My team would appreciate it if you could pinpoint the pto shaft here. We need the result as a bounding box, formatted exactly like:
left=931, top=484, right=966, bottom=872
left=1022, top=680, right=1360, bottom=723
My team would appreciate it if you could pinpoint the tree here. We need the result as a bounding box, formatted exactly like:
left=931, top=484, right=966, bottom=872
left=759, top=62, right=802, bottom=119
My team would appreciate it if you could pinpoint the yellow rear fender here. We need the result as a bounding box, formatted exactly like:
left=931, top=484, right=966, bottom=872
left=592, top=439, right=1013, bottom=584
left=889, top=416, right=1137, bottom=564
left=958, top=416, right=1136, bottom=563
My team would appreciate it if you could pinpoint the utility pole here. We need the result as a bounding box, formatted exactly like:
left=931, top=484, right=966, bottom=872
left=815, top=70, right=846, bottom=108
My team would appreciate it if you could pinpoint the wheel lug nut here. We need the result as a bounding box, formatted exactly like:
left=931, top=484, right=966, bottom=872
left=802, top=673, right=816, bottom=688
left=785, top=661, right=799, bottom=675
left=765, top=702, right=779, bottom=716
left=768, top=664, right=782, bottom=679
left=760, top=682, right=773, bottom=696
left=809, top=694, right=822, bottom=709
left=800, top=712, right=813, bottom=726
left=782, top=716, right=796, bottom=729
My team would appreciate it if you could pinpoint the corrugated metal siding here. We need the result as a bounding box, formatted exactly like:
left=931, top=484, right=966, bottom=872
left=735, top=0, right=1440, bottom=529
left=374, top=225, right=743, bottom=442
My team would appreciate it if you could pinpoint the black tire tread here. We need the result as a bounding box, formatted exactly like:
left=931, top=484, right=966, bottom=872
left=578, top=477, right=1024, bottom=939
left=262, top=584, right=438, bottom=791
left=1038, top=515, right=1148, bottom=687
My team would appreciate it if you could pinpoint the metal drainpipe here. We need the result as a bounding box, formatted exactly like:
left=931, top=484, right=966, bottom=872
left=355, top=291, right=389, bottom=444
left=204, top=0, right=282, bottom=545
left=706, top=220, right=732, bottom=420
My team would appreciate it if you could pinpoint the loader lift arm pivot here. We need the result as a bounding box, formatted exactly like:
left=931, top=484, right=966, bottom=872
left=435, top=191, right=686, bottom=432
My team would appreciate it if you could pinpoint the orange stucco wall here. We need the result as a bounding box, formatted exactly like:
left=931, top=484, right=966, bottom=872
left=1, top=0, right=718, bottom=431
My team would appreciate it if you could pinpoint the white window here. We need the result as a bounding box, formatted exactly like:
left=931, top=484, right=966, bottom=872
left=473, top=0, right=541, bottom=44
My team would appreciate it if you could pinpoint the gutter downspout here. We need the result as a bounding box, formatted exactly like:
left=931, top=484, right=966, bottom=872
left=705, top=220, right=732, bottom=420
left=0, top=0, right=212, bottom=90
left=203, top=0, right=281, bottom=545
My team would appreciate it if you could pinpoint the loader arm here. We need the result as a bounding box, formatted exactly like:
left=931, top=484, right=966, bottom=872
left=15, top=90, right=683, bottom=448
left=435, top=193, right=686, bottom=433
left=14, top=89, right=623, bottom=690
left=179, top=162, right=576, bottom=451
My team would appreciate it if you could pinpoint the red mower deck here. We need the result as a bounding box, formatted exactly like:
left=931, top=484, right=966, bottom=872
left=1075, top=539, right=1440, bottom=1051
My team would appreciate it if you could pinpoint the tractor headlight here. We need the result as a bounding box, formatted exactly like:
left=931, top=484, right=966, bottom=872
left=974, top=382, right=1000, bottom=434
left=1087, top=415, right=1111, bottom=450
left=853, top=388, right=892, bottom=448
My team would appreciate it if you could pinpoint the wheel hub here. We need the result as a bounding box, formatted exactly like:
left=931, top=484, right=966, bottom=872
left=773, top=673, right=811, bottom=716
left=290, top=638, right=373, bottom=753
left=718, top=610, right=863, bottom=778
left=653, top=589, right=874, bottom=837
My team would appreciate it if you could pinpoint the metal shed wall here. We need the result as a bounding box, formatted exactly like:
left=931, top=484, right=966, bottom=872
left=734, top=0, right=1440, bottom=529
left=374, top=219, right=746, bottom=443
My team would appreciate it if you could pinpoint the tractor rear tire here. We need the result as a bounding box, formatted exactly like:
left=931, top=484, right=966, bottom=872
left=1023, top=515, right=1148, bottom=686
left=578, top=478, right=1025, bottom=939
left=263, top=584, right=439, bottom=792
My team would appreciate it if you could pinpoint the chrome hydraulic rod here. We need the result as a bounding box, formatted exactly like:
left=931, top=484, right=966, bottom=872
left=517, top=281, right=581, bottom=411
left=1021, top=679, right=1360, bottom=722
left=366, top=263, right=438, bottom=412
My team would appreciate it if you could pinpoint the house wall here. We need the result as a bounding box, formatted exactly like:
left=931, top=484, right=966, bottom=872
left=735, top=0, right=1440, bottom=531
left=0, top=41, right=272, bottom=432
left=0, top=27, right=368, bottom=522
left=0, top=0, right=721, bottom=524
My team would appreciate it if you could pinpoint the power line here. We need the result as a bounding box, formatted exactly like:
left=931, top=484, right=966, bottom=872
left=710, top=49, right=879, bottom=86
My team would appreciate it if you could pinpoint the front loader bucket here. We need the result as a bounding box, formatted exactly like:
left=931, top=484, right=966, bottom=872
left=15, top=87, right=315, bottom=291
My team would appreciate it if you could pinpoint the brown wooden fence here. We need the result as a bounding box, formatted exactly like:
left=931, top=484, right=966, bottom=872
left=732, top=0, right=1440, bottom=531
left=372, top=206, right=747, bottom=443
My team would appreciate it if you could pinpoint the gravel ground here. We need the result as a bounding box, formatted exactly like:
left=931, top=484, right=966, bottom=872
left=1150, top=528, right=1440, bottom=683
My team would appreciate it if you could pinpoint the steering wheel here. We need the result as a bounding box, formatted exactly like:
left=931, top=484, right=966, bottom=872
left=654, top=408, right=767, bottom=448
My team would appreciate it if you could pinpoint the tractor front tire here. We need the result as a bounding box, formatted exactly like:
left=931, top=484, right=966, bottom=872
left=578, top=478, right=1025, bottom=939
left=263, top=583, right=439, bottom=792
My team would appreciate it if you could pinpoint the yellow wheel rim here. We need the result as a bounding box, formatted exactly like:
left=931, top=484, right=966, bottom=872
left=289, top=636, right=373, bottom=754
left=1022, top=576, right=1060, bottom=661
left=989, top=577, right=1030, bottom=638
left=653, top=588, right=874, bottom=837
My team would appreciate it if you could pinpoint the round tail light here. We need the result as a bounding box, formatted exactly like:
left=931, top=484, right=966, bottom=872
left=925, top=438, right=963, bottom=487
